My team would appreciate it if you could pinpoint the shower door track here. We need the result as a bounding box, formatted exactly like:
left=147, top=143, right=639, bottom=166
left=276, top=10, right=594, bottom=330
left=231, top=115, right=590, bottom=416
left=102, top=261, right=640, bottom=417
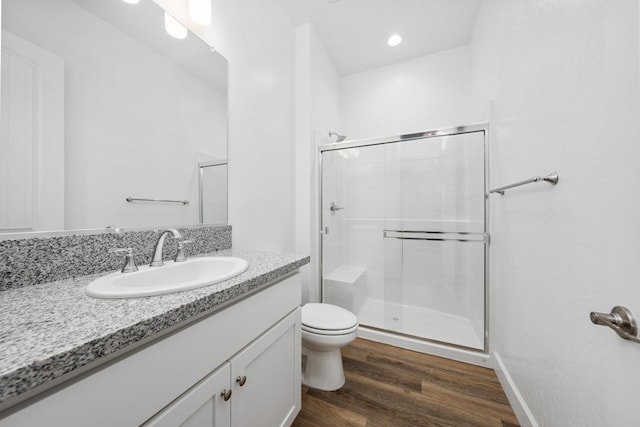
left=317, top=123, right=490, bottom=356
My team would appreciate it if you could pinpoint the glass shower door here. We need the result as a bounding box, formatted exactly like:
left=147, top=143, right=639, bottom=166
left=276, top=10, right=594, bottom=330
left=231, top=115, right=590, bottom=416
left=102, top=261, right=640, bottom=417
left=321, top=144, right=386, bottom=319
left=321, top=129, right=487, bottom=351
left=382, top=132, right=486, bottom=350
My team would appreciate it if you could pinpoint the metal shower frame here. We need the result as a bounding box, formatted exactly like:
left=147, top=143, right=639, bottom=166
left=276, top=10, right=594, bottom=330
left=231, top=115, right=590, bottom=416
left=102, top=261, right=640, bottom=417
left=317, top=123, right=490, bottom=354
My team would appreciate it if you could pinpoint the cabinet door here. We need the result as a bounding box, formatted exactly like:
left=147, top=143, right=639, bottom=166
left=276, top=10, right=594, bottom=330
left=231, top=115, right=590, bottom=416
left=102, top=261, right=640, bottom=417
left=144, top=363, right=232, bottom=427
left=230, top=309, right=301, bottom=427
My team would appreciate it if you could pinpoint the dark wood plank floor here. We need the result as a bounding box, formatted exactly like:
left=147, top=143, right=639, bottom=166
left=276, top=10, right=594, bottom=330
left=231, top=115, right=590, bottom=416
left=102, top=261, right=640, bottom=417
left=292, top=338, right=520, bottom=427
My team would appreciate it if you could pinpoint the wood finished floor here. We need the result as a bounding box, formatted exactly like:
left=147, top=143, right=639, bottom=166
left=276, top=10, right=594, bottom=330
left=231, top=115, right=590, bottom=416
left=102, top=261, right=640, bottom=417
left=292, top=338, right=520, bottom=427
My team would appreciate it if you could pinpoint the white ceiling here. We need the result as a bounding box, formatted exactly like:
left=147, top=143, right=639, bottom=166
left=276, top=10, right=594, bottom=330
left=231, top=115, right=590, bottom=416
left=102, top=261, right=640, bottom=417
left=281, top=0, right=482, bottom=76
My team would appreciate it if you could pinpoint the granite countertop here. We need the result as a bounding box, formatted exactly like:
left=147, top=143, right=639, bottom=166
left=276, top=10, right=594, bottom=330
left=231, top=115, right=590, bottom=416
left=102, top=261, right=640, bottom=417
left=0, top=248, right=309, bottom=408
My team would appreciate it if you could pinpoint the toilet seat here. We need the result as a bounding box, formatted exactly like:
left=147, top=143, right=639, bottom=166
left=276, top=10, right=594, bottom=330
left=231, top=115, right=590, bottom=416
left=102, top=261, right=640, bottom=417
left=302, top=323, right=358, bottom=336
left=302, top=303, right=358, bottom=336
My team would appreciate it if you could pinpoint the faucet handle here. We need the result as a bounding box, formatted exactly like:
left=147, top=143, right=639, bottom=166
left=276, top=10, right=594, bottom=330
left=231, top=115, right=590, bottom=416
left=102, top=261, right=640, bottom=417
left=174, top=240, right=193, bottom=263
left=109, top=248, right=139, bottom=273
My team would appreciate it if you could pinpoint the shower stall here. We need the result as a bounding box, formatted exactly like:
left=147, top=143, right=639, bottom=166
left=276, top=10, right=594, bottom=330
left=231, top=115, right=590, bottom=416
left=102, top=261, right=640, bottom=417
left=320, top=124, right=488, bottom=354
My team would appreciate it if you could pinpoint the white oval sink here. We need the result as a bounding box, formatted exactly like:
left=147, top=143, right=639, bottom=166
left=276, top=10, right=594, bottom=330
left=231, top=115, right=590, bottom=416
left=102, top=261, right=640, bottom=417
left=86, top=257, right=248, bottom=299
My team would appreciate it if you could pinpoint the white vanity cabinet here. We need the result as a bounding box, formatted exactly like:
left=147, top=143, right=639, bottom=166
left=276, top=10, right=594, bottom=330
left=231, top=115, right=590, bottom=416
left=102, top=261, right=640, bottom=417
left=0, top=273, right=302, bottom=427
left=145, top=309, right=301, bottom=427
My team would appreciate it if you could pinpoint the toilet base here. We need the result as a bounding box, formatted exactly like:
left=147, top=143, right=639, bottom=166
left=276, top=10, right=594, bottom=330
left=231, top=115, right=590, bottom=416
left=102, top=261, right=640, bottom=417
left=301, top=345, right=346, bottom=391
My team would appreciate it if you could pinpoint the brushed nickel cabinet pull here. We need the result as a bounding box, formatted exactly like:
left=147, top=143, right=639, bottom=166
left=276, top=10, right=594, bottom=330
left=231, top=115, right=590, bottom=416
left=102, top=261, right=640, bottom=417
left=221, top=389, right=232, bottom=401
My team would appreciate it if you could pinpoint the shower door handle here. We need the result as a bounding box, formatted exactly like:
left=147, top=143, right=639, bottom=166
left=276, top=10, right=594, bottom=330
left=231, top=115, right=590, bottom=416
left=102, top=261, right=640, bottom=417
left=330, top=202, right=344, bottom=215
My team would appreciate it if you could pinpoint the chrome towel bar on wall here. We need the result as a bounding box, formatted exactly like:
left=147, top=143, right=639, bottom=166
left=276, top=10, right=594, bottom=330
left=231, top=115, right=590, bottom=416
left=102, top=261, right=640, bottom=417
left=489, top=172, right=559, bottom=195
left=126, top=197, right=189, bottom=205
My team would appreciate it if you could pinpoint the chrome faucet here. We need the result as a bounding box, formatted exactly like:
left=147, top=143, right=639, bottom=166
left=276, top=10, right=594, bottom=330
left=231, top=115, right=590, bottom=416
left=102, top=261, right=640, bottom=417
left=150, top=229, right=183, bottom=267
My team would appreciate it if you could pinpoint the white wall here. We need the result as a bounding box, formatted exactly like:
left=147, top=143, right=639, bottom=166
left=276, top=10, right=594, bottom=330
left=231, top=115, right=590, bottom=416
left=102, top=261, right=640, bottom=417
left=472, top=1, right=640, bottom=426
left=309, top=27, right=341, bottom=302
left=157, top=0, right=296, bottom=252
left=205, top=0, right=295, bottom=252
left=295, top=24, right=340, bottom=302
left=294, top=24, right=313, bottom=302
left=340, top=45, right=472, bottom=141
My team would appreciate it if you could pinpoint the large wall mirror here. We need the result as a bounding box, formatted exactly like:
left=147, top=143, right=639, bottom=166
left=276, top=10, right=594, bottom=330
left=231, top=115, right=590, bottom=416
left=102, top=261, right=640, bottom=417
left=0, top=0, right=228, bottom=234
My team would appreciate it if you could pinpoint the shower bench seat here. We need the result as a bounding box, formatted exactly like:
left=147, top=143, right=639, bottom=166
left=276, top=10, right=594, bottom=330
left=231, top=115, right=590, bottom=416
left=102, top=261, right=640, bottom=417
left=324, top=265, right=366, bottom=314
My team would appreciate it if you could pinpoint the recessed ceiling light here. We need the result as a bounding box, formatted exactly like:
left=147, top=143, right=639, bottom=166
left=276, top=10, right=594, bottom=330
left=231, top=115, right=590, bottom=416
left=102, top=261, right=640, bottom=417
left=387, top=34, right=402, bottom=47
left=121, top=0, right=140, bottom=4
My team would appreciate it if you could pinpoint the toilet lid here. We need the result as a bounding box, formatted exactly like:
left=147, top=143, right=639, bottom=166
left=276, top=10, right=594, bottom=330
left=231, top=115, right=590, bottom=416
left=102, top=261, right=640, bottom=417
left=302, top=303, right=358, bottom=332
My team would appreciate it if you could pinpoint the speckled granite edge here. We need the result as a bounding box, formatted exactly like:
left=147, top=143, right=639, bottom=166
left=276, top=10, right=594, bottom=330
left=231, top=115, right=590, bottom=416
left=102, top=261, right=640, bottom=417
left=0, top=249, right=309, bottom=405
left=0, top=225, right=232, bottom=291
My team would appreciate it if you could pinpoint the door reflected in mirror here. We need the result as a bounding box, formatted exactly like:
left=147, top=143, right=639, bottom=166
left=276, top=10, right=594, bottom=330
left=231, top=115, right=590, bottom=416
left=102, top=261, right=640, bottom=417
left=0, top=0, right=228, bottom=234
left=199, top=162, right=228, bottom=225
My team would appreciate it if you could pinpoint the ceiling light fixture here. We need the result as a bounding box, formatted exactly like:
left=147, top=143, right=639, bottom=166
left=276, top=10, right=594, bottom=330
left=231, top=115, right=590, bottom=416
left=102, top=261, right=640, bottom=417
left=189, top=0, right=212, bottom=26
left=387, top=34, right=402, bottom=47
left=164, top=12, right=188, bottom=39
left=121, top=0, right=140, bottom=4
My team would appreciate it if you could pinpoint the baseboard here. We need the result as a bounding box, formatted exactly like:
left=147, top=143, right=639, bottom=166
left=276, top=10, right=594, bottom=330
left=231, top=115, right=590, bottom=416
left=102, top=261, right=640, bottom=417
left=493, top=352, right=539, bottom=427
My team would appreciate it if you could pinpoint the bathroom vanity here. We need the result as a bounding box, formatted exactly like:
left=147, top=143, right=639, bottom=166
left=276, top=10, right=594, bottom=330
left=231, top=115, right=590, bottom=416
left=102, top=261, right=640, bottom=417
left=0, top=249, right=308, bottom=427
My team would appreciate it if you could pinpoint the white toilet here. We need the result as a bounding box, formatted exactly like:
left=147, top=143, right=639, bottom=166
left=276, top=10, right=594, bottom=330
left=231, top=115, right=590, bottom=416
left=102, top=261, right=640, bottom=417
left=301, top=303, right=359, bottom=391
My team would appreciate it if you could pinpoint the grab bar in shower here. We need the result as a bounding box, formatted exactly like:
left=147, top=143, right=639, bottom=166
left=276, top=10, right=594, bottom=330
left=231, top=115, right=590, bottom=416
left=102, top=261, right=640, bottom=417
left=489, top=172, right=559, bottom=195
left=126, top=197, right=189, bottom=205
left=383, top=230, right=488, bottom=243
